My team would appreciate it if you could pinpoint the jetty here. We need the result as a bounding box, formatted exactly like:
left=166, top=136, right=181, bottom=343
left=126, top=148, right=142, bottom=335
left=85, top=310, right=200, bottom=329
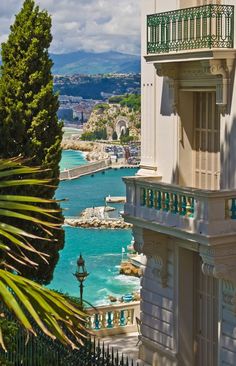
left=64, top=206, right=132, bottom=229
left=59, top=158, right=110, bottom=180
left=60, top=159, right=139, bottom=181
left=105, top=196, right=126, bottom=203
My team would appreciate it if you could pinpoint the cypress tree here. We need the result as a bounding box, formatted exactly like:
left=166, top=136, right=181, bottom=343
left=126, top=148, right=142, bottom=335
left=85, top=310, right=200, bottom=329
left=0, top=0, right=64, bottom=284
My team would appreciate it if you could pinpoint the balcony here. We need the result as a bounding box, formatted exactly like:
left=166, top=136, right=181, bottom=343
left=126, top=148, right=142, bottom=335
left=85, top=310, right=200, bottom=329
left=87, top=301, right=140, bottom=337
left=147, top=4, right=234, bottom=56
left=123, top=177, right=236, bottom=242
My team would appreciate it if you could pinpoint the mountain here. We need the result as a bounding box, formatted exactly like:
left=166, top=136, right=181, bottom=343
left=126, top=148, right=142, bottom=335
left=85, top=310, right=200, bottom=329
left=51, top=50, right=140, bottom=75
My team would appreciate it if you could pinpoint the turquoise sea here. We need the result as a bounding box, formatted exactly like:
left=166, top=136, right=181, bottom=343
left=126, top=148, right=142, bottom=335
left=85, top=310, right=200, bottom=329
left=49, top=151, right=139, bottom=306
left=60, top=149, right=87, bottom=171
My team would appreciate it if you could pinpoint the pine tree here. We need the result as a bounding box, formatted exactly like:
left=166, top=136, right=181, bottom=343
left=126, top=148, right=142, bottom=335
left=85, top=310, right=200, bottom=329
left=0, top=0, right=64, bottom=284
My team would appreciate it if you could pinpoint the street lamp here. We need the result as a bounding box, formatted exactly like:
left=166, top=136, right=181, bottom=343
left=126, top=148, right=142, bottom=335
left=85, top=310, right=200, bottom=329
left=74, top=254, right=89, bottom=305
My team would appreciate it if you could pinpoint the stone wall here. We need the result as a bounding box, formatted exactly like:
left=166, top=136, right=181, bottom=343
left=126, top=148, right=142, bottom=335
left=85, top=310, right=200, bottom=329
left=60, top=159, right=110, bottom=180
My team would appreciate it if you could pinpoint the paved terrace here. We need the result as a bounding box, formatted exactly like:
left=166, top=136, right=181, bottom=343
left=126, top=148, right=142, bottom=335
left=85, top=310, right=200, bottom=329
left=87, top=302, right=150, bottom=365
left=100, top=332, right=150, bottom=365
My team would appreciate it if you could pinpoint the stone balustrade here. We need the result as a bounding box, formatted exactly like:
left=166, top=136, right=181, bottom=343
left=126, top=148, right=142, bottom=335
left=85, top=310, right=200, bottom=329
left=87, top=301, right=140, bottom=336
left=123, top=177, right=236, bottom=238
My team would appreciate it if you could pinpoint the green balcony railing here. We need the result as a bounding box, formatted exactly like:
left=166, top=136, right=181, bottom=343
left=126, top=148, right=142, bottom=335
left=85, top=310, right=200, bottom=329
left=147, top=4, right=234, bottom=54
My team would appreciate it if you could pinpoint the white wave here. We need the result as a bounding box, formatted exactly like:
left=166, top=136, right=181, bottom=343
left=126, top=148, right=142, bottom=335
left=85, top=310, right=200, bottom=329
left=97, top=288, right=110, bottom=295
left=113, top=274, right=141, bottom=285
left=93, top=298, right=110, bottom=306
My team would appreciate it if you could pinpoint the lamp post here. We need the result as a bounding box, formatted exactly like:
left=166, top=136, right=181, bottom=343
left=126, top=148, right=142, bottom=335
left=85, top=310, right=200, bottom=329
left=74, top=254, right=89, bottom=305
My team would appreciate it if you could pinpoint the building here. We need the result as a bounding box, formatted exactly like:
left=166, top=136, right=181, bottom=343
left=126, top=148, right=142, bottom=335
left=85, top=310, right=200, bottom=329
left=123, top=1, right=236, bottom=365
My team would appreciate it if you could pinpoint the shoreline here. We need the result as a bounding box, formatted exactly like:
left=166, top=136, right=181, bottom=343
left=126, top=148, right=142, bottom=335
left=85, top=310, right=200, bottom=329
left=65, top=206, right=132, bottom=229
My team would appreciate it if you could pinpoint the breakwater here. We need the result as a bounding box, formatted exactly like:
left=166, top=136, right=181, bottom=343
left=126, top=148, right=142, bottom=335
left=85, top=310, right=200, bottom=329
left=60, top=158, right=110, bottom=180
left=65, top=217, right=132, bottom=229
left=65, top=205, right=132, bottom=229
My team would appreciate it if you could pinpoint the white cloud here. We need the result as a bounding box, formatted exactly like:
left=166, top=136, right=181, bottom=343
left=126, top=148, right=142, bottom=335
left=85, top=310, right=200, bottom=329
left=0, top=0, right=140, bottom=55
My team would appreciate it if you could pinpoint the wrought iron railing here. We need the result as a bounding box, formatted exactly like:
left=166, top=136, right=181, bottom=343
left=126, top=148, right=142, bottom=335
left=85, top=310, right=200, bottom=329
left=147, top=4, right=234, bottom=54
left=1, top=325, right=141, bottom=366
left=1, top=305, right=141, bottom=366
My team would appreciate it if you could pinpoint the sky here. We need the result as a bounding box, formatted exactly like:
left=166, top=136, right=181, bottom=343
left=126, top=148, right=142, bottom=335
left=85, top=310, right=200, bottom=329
left=0, top=0, right=141, bottom=55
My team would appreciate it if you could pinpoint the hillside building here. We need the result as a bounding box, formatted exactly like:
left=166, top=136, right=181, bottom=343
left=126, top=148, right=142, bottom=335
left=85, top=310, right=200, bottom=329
left=124, top=1, right=236, bottom=365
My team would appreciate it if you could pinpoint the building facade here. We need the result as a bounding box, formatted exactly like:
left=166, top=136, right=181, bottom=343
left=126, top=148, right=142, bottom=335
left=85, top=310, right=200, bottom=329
left=124, top=1, right=236, bottom=365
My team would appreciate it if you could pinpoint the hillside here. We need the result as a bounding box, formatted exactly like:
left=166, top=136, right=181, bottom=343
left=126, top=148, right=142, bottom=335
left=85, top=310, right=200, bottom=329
left=54, top=74, right=140, bottom=100
left=81, top=99, right=141, bottom=142
left=51, top=50, right=140, bottom=75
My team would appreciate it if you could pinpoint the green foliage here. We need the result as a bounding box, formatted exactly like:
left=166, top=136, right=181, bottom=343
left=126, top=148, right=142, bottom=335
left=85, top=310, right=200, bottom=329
left=120, top=127, right=134, bottom=144
left=120, top=135, right=134, bottom=143
left=80, top=128, right=107, bottom=141
left=0, top=319, right=18, bottom=365
left=120, top=94, right=141, bottom=111
left=0, top=159, right=86, bottom=350
left=94, top=103, right=109, bottom=111
left=109, top=94, right=141, bottom=111
left=0, top=0, right=64, bottom=284
left=108, top=95, right=123, bottom=103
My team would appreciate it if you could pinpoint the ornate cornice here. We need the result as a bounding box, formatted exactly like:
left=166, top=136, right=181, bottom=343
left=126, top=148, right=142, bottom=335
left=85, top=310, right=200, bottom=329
left=132, top=226, right=144, bottom=254
left=199, top=243, right=236, bottom=284
left=142, top=230, right=168, bottom=288
left=132, top=228, right=169, bottom=287
left=155, top=64, right=179, bottom=114
left=154, top=58, right=235, bottom=111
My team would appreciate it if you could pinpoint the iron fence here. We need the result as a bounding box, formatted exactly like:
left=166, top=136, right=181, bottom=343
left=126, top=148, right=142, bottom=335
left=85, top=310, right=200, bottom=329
left=1, top=317, right=142, bottom=366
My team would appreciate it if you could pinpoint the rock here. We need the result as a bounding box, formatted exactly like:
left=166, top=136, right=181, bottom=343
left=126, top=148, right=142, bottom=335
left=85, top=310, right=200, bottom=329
left=108, top=295, right=117, bottom=303
left=120, top=261, right=142, bottom=278
left=64, top=213, right=133, bottom=230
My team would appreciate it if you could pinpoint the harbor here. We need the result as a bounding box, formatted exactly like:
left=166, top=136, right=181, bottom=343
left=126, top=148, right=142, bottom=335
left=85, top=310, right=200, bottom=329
left=49, top=152, right=140, bottom=306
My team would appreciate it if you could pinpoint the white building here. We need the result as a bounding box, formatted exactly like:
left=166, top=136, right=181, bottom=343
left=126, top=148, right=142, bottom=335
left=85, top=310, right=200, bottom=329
left=124, top=1, right=236, bottom=365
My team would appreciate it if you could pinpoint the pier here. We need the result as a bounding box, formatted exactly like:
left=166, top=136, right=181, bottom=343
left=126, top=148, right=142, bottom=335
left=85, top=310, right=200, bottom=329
left=105, top=196, right=126, bottom=203
left=60, top=159, right=138, bottom=181
left=59, top=158, right=110, bottom=180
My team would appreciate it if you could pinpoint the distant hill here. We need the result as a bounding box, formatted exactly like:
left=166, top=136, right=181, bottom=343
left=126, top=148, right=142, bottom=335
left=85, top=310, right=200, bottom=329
left=54, top=74, right=140, bottom=100
left=51, top=51, right=140, bottom=75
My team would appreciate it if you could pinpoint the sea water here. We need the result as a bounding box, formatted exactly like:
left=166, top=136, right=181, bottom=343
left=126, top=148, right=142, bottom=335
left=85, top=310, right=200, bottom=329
left=60, top=149, right=87, bottom=171
left=49, top=151, right=140, bottom=306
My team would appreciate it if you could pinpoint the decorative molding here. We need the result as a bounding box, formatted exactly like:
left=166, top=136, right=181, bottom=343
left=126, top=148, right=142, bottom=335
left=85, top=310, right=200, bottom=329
left=155, top=64, right=179, bottom=114
left=154, top=58, right=235, bottom=110
left=223, top=293, right=235, bottom=306
left=222, top=280, right=236, bottom=308
left=199, top=244, right=236, bottom=284
left=132, top=226, right=144, bottom=254
left=201, top=262, right=215, bottom=277
left=201, top=59, right=234, bottom=107
left=142, top=230, right=168, bottom=288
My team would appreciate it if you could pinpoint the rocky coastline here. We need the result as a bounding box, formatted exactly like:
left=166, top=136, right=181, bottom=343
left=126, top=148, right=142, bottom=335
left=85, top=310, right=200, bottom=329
left=62, top=138, right=109, bottom=162
left=119, top=261, right=142, bottom=278
left=64, top=206, right=132, bottom=229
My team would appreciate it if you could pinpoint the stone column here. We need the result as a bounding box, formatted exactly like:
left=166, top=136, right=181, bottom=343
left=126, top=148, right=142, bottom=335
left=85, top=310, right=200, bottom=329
left=138, top=0, right=159, bottom=177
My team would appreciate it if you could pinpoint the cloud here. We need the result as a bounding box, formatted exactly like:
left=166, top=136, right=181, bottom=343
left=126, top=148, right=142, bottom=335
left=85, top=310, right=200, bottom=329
left=0, top=0, right=140, bottom=55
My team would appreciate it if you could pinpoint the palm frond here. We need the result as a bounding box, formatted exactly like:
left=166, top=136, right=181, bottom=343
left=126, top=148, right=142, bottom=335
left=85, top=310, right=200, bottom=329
left=0, top=158, right=87, bottom=349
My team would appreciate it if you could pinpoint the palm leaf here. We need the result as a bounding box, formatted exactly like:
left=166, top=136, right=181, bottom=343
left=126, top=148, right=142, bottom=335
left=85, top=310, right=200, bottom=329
left=0, top=270, right=86, bottom=347
left=0, top=159, right=87, bottom=349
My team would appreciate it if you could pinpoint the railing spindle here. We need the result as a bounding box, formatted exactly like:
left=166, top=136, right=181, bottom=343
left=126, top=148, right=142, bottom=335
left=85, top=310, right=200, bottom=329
left=231, top=198, right=236, bottom=219
left=120, top=310, right=126, bottom=326
left=107, top=312, right=113, bottom=328
left=147, top=4, right=234, bottom=54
